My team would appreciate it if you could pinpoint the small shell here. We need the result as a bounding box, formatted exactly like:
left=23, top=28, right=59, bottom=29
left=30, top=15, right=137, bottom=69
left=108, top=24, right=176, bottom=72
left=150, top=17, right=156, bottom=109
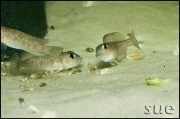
left=22, top=86, right=30, bottom=91
left=138, top=42, right=144, bottom=48
left=20, top=76, right=29, bottom=81
left=69, top=68, right=76, bottom=75
left=99, top=68, right=109, bottom=75
left=45, top=70, right=54, bottom=76
left=22, top=86, right=34, bottom=92
left=39, top=83, right=47, bottom=87
left=30, top=73, right=47, bottom=79
left=19, top=98, right=25, bottom=106
left=126, top=49, right=145, bottom=60
left=87, top=62, right=98, bottom=74
left=84, top=47, right=94, bottom=52
left=69, top=68, right=81, bottom=75
left=30, top=74, right=38, bottom=79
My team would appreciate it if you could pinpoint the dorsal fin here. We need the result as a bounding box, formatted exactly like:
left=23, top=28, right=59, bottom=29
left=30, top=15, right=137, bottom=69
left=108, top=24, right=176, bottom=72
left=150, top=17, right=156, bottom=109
left=20, top=52, right=37, bottom=60
left=28, top=51, right=47, bottom=56
left=103, top=32, right=127, bottom=43
left=26, top=46, right=63, bottom=57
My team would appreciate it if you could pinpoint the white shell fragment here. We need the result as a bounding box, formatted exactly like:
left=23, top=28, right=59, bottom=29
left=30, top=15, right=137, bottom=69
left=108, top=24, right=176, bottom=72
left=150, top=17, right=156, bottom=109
left=25, top=105, right=39, bottom=114
left=126, top=49, right=145, bottom=60
left=99, top=68, right=109, bottom=75
left=173, top=42, right=179, bottom=55
left=82, top=1, right=93, bottom=8
left=138, top=42, right=144, bottom=48
left=69, top=68, right=81, bottom=75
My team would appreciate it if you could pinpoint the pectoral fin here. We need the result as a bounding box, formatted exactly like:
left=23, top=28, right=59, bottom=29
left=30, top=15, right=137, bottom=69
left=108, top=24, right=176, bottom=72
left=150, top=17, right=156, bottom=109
left=109, top=54, right=126, bottom=65
left=116, top=53, right=126, bottom=61
left=109, top=60, right=119, bottom=65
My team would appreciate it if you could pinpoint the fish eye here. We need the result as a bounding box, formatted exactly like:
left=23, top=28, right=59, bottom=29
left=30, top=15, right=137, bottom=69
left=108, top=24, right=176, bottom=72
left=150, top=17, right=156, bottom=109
left=68, top=53, right=75, bottom=59
left=102, top=43, right=108, bottom=49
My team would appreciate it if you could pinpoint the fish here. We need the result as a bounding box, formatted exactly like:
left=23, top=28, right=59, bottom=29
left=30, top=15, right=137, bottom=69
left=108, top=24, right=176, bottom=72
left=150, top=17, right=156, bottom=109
left=95, top=30, right=141, bottom=65
left=1, top=26, right=63, bottom=57
left=10, top=51, right=83, bottom=76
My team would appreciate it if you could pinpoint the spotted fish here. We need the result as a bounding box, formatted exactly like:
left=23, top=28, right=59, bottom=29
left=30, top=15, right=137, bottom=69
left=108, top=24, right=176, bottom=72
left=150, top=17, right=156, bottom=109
left=1, top=26, right=63, bottom=57
left=10, top=51, right=83, bottom=75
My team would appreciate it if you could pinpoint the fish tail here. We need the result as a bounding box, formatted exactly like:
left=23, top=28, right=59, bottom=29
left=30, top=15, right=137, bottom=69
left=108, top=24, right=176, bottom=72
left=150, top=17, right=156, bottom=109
left=10, top=53, right=20, bottom=75
left=130, top=30, right=141, bottom=50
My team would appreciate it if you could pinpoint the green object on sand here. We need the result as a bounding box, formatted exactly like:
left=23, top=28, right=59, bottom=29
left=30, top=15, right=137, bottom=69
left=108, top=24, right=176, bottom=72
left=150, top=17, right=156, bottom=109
left=145, top=77, right=170, bottom=86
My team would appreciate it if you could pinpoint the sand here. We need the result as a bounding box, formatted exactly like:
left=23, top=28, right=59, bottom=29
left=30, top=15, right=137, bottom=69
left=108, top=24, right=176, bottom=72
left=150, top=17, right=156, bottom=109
left=1, top=1, right=179, bottom=118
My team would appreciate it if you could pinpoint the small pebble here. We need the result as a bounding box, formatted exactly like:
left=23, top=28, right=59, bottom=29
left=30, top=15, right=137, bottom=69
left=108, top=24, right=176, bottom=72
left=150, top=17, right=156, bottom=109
left=153, top=51, right=157, bottom=53
left=39, top=83, right=47, bottom=87
left=84, top=47, right=94, bottom=52
left=50, top=26, right=55, bottom=30
left=19, top=98, right=25, bottom=106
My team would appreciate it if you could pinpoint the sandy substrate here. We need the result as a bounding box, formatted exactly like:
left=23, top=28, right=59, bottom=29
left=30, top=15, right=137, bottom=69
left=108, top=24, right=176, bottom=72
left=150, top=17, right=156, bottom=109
left=1, top=1, right=179, bottom=118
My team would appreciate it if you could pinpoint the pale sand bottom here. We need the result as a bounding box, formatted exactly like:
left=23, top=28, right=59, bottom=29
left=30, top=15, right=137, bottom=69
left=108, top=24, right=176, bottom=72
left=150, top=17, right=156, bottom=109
left=1, top=2, right=179, bottom=118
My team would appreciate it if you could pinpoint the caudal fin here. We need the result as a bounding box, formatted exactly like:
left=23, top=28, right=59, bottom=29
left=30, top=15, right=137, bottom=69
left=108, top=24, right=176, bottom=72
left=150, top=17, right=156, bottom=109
left=10, top=53, right=20, bottom=75
left=130, top=30, right=141, bottom=50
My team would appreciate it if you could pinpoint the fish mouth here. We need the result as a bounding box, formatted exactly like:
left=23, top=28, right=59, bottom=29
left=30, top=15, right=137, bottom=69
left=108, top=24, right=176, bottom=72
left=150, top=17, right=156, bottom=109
left=95, top=53, right=102, bottom=58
